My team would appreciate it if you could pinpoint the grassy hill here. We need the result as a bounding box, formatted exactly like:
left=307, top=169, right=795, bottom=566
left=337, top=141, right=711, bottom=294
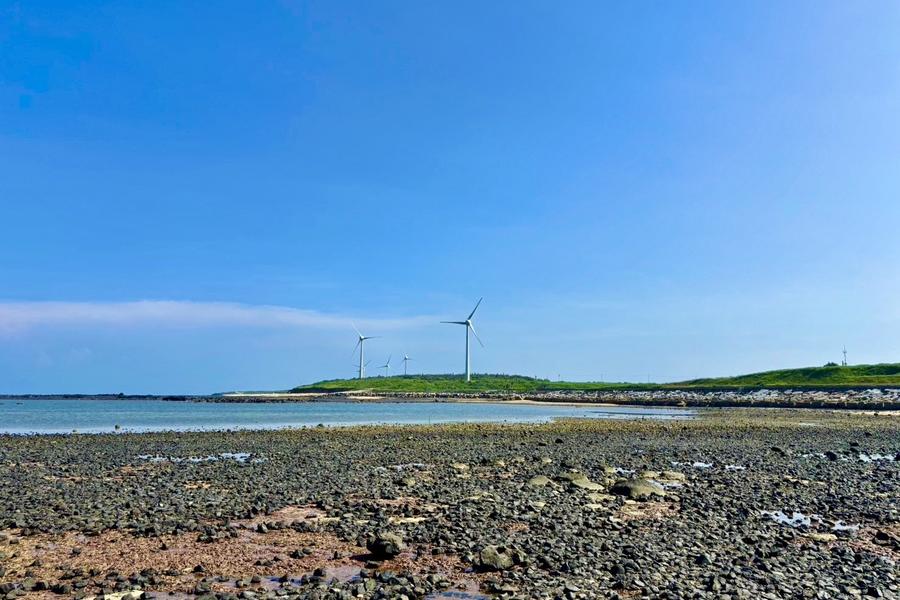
left=676, top=363, right=900, bottom=388
left=291, top=374, right=628, bottom=394
left=291, top=363, right=900, bottom=394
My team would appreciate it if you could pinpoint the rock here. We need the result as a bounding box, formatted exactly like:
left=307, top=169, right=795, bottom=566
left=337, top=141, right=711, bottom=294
left=51, top=583, right=73, bottom=595
left=609, top=478, right=666, bottom=500
left=570, top=478, right=604, bottom=491
left=660, top=471, right=686, bottom=481
left=586, top=492, right=615, bottom=503
left=805, top=532, right=837, bottom=543
left=558, top=471, right=603, bottom=489
left=478, top=545, right=516, bottom=571
left=450, top=463, right=469, bottom=472
left=825, top=451, right=840, bottom=461
left=367, top=532, right=405, bottom=559
left=527, top=475, right=553, bottom=488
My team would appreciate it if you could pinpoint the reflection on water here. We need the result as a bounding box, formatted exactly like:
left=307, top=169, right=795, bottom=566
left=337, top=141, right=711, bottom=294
left=0, top=398, right=695, bottom=434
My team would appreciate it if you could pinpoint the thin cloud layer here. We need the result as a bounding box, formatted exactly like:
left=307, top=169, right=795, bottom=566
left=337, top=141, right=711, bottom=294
left=0, top=301, right=433, bottom=335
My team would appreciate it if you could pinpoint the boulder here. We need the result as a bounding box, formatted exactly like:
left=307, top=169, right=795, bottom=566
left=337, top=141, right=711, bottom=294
left=478, top=545, right=520, bottom=571
left=610, top=478, right=666, bottom=501
left=367, top=532, right=405, bottom=559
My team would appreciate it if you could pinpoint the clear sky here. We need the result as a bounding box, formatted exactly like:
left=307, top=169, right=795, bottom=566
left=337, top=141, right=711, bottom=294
left=2, top=1, right=899, bottom=394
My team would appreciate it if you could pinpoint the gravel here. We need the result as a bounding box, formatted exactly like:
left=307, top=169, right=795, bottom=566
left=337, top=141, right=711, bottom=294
left=0, top=408, right=897, bottom=599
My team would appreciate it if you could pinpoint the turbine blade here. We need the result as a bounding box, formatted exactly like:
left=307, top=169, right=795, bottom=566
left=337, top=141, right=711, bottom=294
left=351, top=339, right=361, bottom=356
left=467, top=297, right=483, bottom=321
left=469, top=324, right=484, bottom=347
left=352, top=323, right=363, bottom=337
left=441, top=321, right=467, bottom=325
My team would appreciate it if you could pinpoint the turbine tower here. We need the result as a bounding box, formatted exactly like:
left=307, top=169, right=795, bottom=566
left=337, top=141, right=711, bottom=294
left=401, top=354, right=413, bottom=376
left=842, top=345, right=848, bottom=367
left=441, top=297, right=484, bottom=382
left=379, top=355, right=392, bottom=377
left=352, top=325, right=379, bottom=379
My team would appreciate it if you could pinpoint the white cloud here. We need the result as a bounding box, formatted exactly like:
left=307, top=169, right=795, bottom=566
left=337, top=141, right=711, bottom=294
left=0, top=300, right=434, bottom=335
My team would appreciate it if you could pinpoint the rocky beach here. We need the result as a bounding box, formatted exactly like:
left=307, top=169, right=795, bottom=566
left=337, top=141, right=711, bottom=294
left=1, top=409, right=898, bottom=599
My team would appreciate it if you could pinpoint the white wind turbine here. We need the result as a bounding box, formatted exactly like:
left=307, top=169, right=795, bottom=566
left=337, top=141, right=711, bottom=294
left=401, top=354, right=413, bottom=376
left=441, top=297, right=483, bottom=382
left=351, top=360, right=372, bottom=378
left=352, top=325, right=379, bottom=379
left=379, top=355, right=392, bottom=377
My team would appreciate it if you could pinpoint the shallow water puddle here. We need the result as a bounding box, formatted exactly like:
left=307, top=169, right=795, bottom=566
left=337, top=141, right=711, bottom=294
left=799, top=452, right=896, bottom=463
left=427, top=592, right=488, bottom=600
left=670, top=460, right=713, bottom=469
left=858, top=453, right=896, bottom=462
left=761, top=511, right=861, bottom=533
left=762, top=510, right=817, bottom=527
left=136, top=452, right=264, bottom=464
left=725, top=465, right=746, bottom=471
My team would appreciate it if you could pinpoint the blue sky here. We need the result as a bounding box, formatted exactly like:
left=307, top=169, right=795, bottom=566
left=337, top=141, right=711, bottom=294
left=2, top=1, right=899, bottom=393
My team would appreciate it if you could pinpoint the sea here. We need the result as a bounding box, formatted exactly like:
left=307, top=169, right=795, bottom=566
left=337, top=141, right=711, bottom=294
left=0, top=397, right=695, bottom=434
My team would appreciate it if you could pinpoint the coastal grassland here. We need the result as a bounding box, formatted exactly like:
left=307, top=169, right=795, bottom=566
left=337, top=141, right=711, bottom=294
left=289, top=363, right=900, bottom=394
left=291, top=373, right=640, bottom=394
left=0, top=409, right=898, bottom=598
left=678, top=362, right=900, bottom=388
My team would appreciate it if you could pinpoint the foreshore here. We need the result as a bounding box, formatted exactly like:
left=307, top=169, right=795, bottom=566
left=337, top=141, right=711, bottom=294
left=218, top=388, right=900, bottom=411
left=0, top=409, right=898, bottom=599
left=6, top=389, right=900, bottom=411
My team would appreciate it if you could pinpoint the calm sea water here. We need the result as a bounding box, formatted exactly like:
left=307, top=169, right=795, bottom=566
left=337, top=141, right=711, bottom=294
left=0, top=398, right=694, bottom=434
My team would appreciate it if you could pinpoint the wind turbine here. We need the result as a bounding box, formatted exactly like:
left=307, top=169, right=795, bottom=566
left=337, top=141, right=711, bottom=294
left=352, top=325, right=379, bottom=379
left=352, top=360, right=372, bottom=378
left=401, top=354, right=413, bottom=376
left=441, top=297, right=483, bottom=382
left=379, top=355, right=392, bottom=377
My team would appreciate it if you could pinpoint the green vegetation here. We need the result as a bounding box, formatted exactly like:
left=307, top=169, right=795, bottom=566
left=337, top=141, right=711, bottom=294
left=292, top=374, right=632, bottom=394
left=291, top=363, right=900, bottom=393
left=676, top=362, right=900, bottom=388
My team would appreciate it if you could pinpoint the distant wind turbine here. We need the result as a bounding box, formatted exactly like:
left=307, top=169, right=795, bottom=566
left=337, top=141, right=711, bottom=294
left=379, top=355, right=392, bottom=377
left=401, top=354, right=413, bottom=375
left=352, top=325, right=379, bottom=379
left=441, top=297, right=484, bottom=382
left=352, top=360, right=372, bottom=376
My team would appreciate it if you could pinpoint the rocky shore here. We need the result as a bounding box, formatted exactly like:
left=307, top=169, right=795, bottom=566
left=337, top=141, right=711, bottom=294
left=216, top=389, right=900, bottom=411
left=1, top=410, right=898, bottom=599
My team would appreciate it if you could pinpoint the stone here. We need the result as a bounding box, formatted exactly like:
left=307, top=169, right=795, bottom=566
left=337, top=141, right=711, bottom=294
left=367, top=532, right=405, bottom=559
left=609, top=478, right=666, bottom=500
left=527, top=475, right=553, bottom=488
left=478, top=545, right=515, bottom=571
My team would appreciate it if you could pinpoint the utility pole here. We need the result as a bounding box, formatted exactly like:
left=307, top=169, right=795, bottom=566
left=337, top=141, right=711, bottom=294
left=842, top=346, right=847, bottom=367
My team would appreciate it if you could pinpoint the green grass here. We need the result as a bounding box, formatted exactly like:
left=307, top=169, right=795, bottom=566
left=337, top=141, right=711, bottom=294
left=292, top=373, right=627, bottom=394
left=676, top=362, right=900, bottom=388
left=290, top=363, right=900, bottom=393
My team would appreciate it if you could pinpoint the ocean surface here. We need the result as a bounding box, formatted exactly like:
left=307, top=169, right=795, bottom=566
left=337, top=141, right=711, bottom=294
left=0, top=398, right=695, bottom=434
